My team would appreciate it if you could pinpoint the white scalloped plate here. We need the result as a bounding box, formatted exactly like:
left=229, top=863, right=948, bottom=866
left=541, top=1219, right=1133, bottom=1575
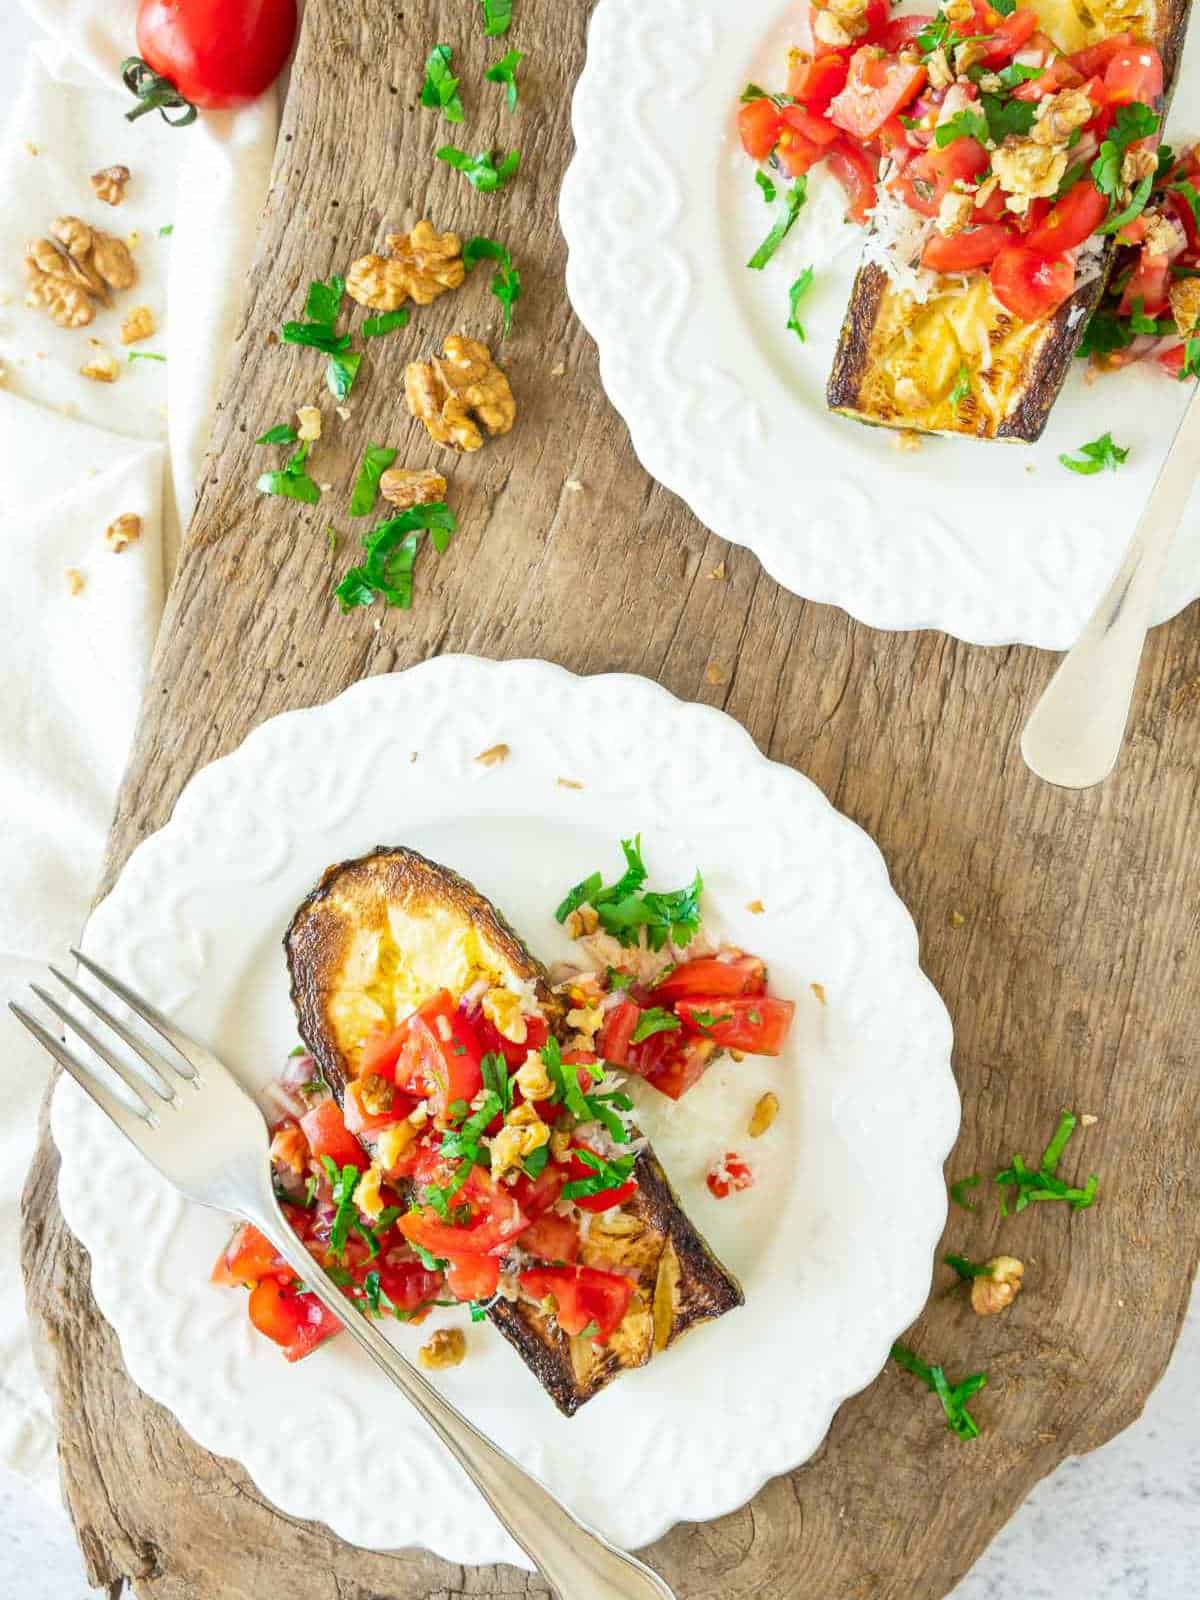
left=560, top=0, right=1200, bottom=649
left=51, top=658, right=957, bottom=1567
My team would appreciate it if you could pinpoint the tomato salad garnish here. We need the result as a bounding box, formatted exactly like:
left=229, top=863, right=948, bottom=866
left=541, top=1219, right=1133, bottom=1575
left=215, top=839, right=795, bottom=1361
left=738, top=1, right=1200, bottom=374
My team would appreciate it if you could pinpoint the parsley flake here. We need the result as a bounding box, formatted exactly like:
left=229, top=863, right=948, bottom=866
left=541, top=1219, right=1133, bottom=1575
left=480, top=0, right=513, bottom=37
left=257, top=440, right=321, bottom=505
left=949, top=1174, right=981, bottom=1211
left=755, top=169, right=777, bottom=205
left=562, top=1148, right=638, bottom=1202
left=334, top=502, right=457, bottom=611
left=1059, top=432, right=1129, bottom=476
left=362, top=307, right=411, bottom=339
left=556, top=836, right=704, bottom=952
left=437, top=145, right=521, bottom=193
left=892, top=1342, right=986, bottom=1441
left=934, top=108, right=989, bottom=149
left=420, top=44, right=464, bottom=123
left=630, top=1007, right=681, bottom=1044
left=949, top=362, right=971, bottom=409
left=485, top=49, right=524, bottom=112
left=787, top=266, right=814, bottom=341
left=994, top=1109, right=1099, bottom=1215
left=748, top=178, right=807, bottom=270
left=463, top=235, right=522, bottom=336
left=349, top=442, right=398, bottom=517
left=944, top=1253, right=993, bottom=1281
left=255, top=423, right=298, bottom=446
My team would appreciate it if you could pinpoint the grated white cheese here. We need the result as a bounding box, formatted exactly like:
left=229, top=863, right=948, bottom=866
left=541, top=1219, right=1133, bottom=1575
left=859, top=164, right=938, bottom=302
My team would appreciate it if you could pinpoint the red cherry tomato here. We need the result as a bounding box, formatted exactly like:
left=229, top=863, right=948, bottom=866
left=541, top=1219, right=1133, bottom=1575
left=1104, top=43, right=1164, bottom=106
left=1025, top=182, right=1109, bottom=254
left=787, top=50, right=851, bottom=111
left=828, top=46, right=927, bottom=142
left=990, top=245, right=1076, bottom=322
left=738, top=98, right=784, bottom=160
left=136, top=0, right=298, bottom=111
left=247, top=1277, right=342, bottom=1361
left=781, top=102, right=841, bottom=147
left=518, top=1211, right=581, bottom=1265
left=442, top=1250, right=502, bottom=1303
left=674, top=996, right=797, bottom=1056
left=706, top=1155, right=755, bottom=1200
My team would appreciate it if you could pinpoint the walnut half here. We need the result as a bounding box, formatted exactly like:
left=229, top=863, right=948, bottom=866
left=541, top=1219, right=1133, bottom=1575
left=405, top=335, right=516, bottom=452
left=971, top=1256, right=1025, bottom=1316
left=346, top=220, right=464, bottom=311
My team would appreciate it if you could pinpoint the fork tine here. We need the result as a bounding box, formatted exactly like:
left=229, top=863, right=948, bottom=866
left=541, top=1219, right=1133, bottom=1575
left=47, top=965, right=177, bottom=1101
left=31, top=983, right=177, bottom=1108
left=9, top=1003, right=154, bottom=1135
left=69, top=947, right=197, bottom=1079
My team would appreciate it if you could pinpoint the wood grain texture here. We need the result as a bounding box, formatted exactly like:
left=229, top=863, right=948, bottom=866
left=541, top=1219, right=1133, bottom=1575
left=21, top=2, right=1200, bottom=1596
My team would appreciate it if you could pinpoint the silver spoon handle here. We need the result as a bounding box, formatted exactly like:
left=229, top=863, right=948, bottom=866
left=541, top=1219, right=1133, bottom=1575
left=253, top=1196, right=677, bottom=1600
left=1021, top=385, right=1200, bottom=789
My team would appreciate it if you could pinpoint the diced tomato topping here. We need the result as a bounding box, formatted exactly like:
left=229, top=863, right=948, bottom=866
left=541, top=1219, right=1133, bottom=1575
left=518, top=1265, right=634, bottom=1342
left=510, top=1162, right=567, bottom=1220
left=373, top=1257, right=446, bottom=1314
left=674, top=995, right=796, bottom=1056
left=1012, top=55, right=1084, bottom=101
left=401, top=1169, right=529, bottom=1258
left=776, top=124, right=827, bottom=177
left=989, top=245, right=1076, bottom=322
left=878, top=113, right=915, bottom=170
left=1104, top=43, right=1164, bottom=107
left=566, top=1142, right=639, bottom=1213
left=897, top=136, right=989, bottom=217
left=248, top=1277, right=342, bottom=1362
left=343, top=1076, right=418, bottom=1136
left=828, top=46, right=926, bottom=142
left=738, top=97, right=784, bottom=160
left=442, top=1250, right=502, bottom=1303
left=383, top=990, right=486, bottom=1117
left=597, top=996, right=641, bottom=1066
left=212, top=1220, right=291, bottom=1287
left=652, top=955, right=767, bottom=1002
left=879, top=15, right=933, bottom=52
left=979, top=6, right=1038, bottom=65
left=1119, top=249, right=1171, bottom=317
left=787, top=49, right=850, bottom=111
left=922, top=222, right=1012, bottom=273
left=469, top=1007, right=548, bottom=1070
left=706, top=1154, right=755, bottom=1200
left=519, top=1211, right=581, bottom=1265
left=636, top=1034, right=720, bottom=1101
left=781, top=102, right=840, bottom=147
left=1158, top=343, right=1188, bottom=376
left=1069, top=33, right=1136, bottom=79
left=298, top=1098, right=369, bottom=1172
left=1025, top=182, right=1109, bottom=254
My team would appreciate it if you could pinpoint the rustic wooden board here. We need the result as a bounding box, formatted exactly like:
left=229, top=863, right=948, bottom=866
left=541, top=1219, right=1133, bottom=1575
left=20, top=2, right=1200, bottom=1596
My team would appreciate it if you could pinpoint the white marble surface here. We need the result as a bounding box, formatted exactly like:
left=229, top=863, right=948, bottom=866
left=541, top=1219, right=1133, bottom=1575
left=0, top=4, right=1197, bottom=1595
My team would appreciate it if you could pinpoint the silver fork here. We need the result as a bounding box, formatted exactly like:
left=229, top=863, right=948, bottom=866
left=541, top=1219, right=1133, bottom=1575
left=14, top=950, right=676, bottom=1600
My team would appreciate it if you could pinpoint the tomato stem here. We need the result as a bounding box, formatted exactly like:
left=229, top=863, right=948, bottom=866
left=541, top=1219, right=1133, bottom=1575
left=120, top=56, right=198, bottom=127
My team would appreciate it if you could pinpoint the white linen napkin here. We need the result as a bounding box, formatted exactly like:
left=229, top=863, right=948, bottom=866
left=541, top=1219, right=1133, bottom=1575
left=0, top=1, right=278, bottom=1501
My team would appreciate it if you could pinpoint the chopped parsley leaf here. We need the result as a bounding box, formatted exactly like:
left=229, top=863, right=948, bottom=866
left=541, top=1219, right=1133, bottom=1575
left=362, top=307, right=410, bottom=339
left=481, top=1051, right=514, bottom=1117
left=606, top=967, right=635, bottom=992
left=255, top=423, right=298, bottom=446
left=892, top=1342, right=986, bottom=1441
left=980, top=92, right=1035, bottom=144
left=320, top=1156, right=362, bottom=1263
left=420, top=44, right=465, bottom=124
left=562, top=1147, right=638, bottom=1202
left=257, top=440, right=321, bottom=505
left=521, top=1145, right=552, bottom=1179
left=740, top=83, right=792, bottom=107
left=158, top=223, right=173, bottom=236
left=994, top=1109, right=1099, bottom=1214
left=349, top=442, right=398, bottom=517
left=463, top=235, right=521, bottom=336
left=787, top=266, right=814, bottom=341
left=577, top=1319, right=601, bottom=1340
left=334, top=502, right=457, bottom=611
left=1092, top=102, right=1160, bottom=218
left=480, top=0, right=513, bottom=37
left=631, top=1007, right=682, bottom=1043
left=1098, top=173, right=1154, bottom=236
left=128, top=350, right=166, bottom=363
left=1058, top=431, right=1129, bottom=476
left=1179, top=336, right=1200, bottom=380
left=411, top=1240, right=449, bottom=1273
left=949, top=1174, right=981, bottom=1211
left=362, top=1269, right=394, bottom=1317
left=469, top=1299, right=492, bottom=1322
left=1127, top=296, right=1175, bottom=336
left=687, top=1008, right=733, bottom=1034
left=556, top=836, right=703, bottom=951
left=485, top=49, right=524, bottom=113
left=748, top=177, right=807, bottom=270
left=944, top=1253, right=993, bottom=1280
left=934, top=108, right=989, bottom=149
left=1077, top=307, right=1136, bottom=359
left=437, top=145, right=521, bottom=193
left=304, top=274, right=345, bottom=325
left=302, top=1174, right=318, bottom=1208
left=756, top=170, right=777, bottom=205
left=326, top=348, right=362, bottom=401
left=991, top=61, right=1043, bottom=89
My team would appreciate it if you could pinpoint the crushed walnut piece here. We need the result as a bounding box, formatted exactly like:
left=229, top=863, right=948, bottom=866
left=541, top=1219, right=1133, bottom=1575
left=347, top=220, right=465, bottom=311
left=482, top=987, right=527, bottom=1045
left=65, top=568, right=85, bottom=596
left=25, top=252, right=93, bottom=327
left=91, top=165, right=131, bottom=206
left=953, top=38, right=989, bottom=74
left=810, top=981, right=827, bottom=1005
left=746, top=899, right=765, bottom=914
left=936, top=189, right=975, bottom=238
left=296, top=405, right=322, bottom=442
left=1031, top=88, right=1094, bottom=148
left=748, top=1092, right=779, bottom=1139
left=992, top=140, right=1069, bottom=210
left=926, top=47, right=954, bottom=90
left=419, top=1328, right=467, bottom=1370
left=120, top=304, right=156, bottom=345
left=80, top=339, right=119, bottom=383
left=705, top=662, right=726, bottom=685
left=405, top=335, right=516, bottom=451
left=563, top=903, right=599, bottom=939
left=104, top=512, right=142, bottom=552
left=1122, top=145, right=1159, bottom=190
left=1169, top=276, right=1200, bottom=337
left=971, top=1256, right=1024, bottom=1317
left=708, top=561, right=727, bottom=581
left=475, top=742, right=510, bottom=767
left=1144, top=210, right=1186, bottom=257
left=380, top=465, right=448, bottom=510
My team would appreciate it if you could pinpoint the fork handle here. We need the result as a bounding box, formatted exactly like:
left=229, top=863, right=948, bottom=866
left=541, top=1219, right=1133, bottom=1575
left=251, top=1198, right=677, bottom=1600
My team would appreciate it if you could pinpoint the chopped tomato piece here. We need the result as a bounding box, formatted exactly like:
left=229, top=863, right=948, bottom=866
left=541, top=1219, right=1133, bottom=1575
left=828, top=46, right=926, bottom=141
left=738, top=97, right=784, bottom=160
left=776, top=124, right=827, bottom=177
left=979, top=7, right=1038, bottom=65
left=248, top=1277, right=342, bottom=1361
left=442, top=1250, right=501, bottom=1303
left=878, top=113, right=916, bottom=170
left=401, top=1170, right=529, bottom=1258
left=879, top=15, right=933, bottom=52
left=897, top=137, right=989, bottom=217
left=1104, top=43, right=1164, bottom=106
left=519, top=1265, right=634, bottom=1342
left=596, top=996, right=641, bottom=1065
left=1012, top=55, right=1084, bottom=101
left=1069, top=33, right=1136, bottom=78
left=510, top=1162, right=566, bottom=1220
left=566, top=1142, right=639, bottom=1213
left=1025, top=182, right=1109, bottom=254
left=706, top=1154, right=755, bottom=1200
left=637, top=1035, right=720, bottom=1101
left=1158, top=342, right=1189, bottom=376
left=387, top=990, right=485, bottom=1116
left=1119, top=249, right=1171, bottom=317
left=652, top=954, right=767, bottom=1002
left=787, top=49, right=850, bottom=111
left=675, top=995, right=796, bottom=1056
left=212, top=1220, right=293, bottom=1287
left=298, top=1098, right=369, bottom=1172
left=989, top=245, right=1075, bottom=322
left=376, top=1258, right=446, bottom=1315
left=519, top=1211, right=581, bottom=1265
left=343, top=1076, right=417, bottom=1136
left=781, top=102, right=840, bottom=147
left=922, top=222, right=1013, bottom=273
left=469, top=1007, right=548, bottom=1070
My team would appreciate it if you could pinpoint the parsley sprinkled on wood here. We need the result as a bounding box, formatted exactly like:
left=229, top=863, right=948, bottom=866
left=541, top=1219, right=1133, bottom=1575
left=282, top=275, right=365, bottom=401
left=748, top=177, right=807, bottom=270
left=464, top=236, right=522, bottom=335
left=949, top=1174, right=981, bottom=1211
left=334, top=502, right=457, bottom=611
left=361, top=307, right=410, bottom=339
left=420, top=44, right=465, bottom=124
left=349, top=443, right=398, bottom=516
left=257, top=440, right=321, bottom=505
left=944, top=1253, right=993, bottom=1281
left=1059, top=432, right=1129, bottom=476
left=480, top=0, right=513, bottom=37
left=891, top=1342, right=987, bottom=1441
left=255, top=423, right=298, bottom=445
left=485, top=49, right=524, bottom=113
left=437, top=145, right=521, bottom=193
left=995, top=1109, right=1098, bottom=1215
